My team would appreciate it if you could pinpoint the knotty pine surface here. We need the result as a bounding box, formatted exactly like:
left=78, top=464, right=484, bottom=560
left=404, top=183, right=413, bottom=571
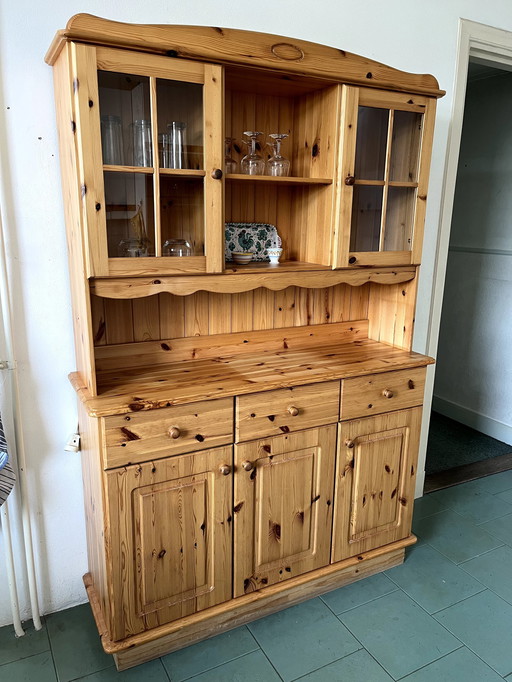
left=92, top=283, right=370, bottom=345
left=73, top=338, right=434, bottom=417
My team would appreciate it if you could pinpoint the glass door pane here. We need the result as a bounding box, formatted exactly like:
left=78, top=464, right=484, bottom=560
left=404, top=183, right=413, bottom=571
left=384, top=187, right=415, bottom=251
left=160, top=177, right=204, bottom=257
left=389, top=111, right=422, bottom=182
left=104, top=172, right=155, bottom=257
left=98, top=72, right=152, bottom=167
left=354, top=106, right=389, bottom=180
left=156, top=79, right=204, bottom=170
left=350, top=185, right=383, bottom=252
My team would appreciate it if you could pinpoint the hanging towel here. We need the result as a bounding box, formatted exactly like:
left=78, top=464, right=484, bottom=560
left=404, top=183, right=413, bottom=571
left=0, top=412, right=15, bottom=506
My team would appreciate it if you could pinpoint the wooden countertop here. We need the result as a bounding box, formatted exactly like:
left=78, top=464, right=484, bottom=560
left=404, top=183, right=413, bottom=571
left=71, top=336, right=434, bottom=417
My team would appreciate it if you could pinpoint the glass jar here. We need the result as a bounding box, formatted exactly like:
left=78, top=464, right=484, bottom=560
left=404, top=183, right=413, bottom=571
left=118, top=237, right=150, bottom=258
left=163, top=239, right=193, bottom=257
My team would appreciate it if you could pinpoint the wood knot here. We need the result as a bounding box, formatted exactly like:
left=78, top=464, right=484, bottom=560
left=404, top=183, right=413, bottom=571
left=157, top=549, right=166, bottom=559
left=269, top=521, right=281, bottom=542
left=120, top=427, right=140, bottom=441
left=271, top=42, right=305, bottom=61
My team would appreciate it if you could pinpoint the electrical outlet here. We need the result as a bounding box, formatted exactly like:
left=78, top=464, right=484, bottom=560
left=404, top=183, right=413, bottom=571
left=64, top=433, right=80, bottom=453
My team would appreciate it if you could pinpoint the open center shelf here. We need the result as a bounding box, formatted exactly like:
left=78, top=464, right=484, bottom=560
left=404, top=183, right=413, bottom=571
left=73, top=322, right=434, bottom=417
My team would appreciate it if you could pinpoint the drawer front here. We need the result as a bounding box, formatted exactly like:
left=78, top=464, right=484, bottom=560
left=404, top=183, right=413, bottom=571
left=236, top=381, right=340, bottom=442
left=103, top=398, right=234, bottom=468
left=341, top=367, right=426, bottom=421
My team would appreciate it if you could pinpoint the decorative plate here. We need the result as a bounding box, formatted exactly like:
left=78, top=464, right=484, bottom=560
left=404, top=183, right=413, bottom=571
left=225, top=222, right=280, bottom=262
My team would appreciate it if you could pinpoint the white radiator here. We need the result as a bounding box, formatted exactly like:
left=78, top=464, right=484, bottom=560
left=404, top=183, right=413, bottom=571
left=0, top=208, right=41, bottom=636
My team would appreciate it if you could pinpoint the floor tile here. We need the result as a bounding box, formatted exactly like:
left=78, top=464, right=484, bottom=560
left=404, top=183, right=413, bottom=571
left=386, top=544, right=485, bottom=613
left=320, top=573, right=397, bottom=615
left=161, top=626, right=258, bottom=681
left=0, top=619, right=50, bottom=666
left=339, top=590, right=460, bottom=680
left=186, top=650, right=280, bottom=681
left=74, top=659, right=168, bottom=681
left=479, top=513, right=512, bottom=546
left=248, top=597, right=360, bottom=682
left=497, top=488, right=512, bottom=505
left=461, top=545, right=512, bottom=605
left=413, top=510, right=502, bottom=563
left=45, top=603, right=113, bottom=682
left=473, top=470, right=512, bottom=495
left=435, top=590, right=512, bottom=677
left=293, top=648, right=393, bottom=681
left=0, top=650, right=57, bottom=682
left=429, top=484, right=512, bottom=524
left=400, top=646, right=503, bottom=681
left=413, top=494, right=449, bottom=520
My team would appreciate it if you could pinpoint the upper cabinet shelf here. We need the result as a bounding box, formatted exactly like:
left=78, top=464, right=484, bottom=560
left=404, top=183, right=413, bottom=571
left=50, top=20, right=441, bottom=282
left=225, top=174, right=333, bottom=186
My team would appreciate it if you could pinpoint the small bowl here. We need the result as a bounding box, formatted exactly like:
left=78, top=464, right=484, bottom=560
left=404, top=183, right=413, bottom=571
left=231, top=251, right=254, bottom=265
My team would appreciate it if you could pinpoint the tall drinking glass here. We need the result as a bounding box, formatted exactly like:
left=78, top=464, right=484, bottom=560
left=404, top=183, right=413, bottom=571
left=101, top=115, right=123, bottom=165
left=133, top=119, right=152, bottom=167
left=167, top=121, right=188, bottom=169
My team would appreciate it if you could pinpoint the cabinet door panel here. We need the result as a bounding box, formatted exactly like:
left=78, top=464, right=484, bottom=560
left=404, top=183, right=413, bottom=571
left=332, top=408, right=420, bottom=562
left=334, top=86, right=436, bottom=268
left=105, top=446, right=232, bottom=640
left=72, top=44, right=223, bottom=277
left=234, top=426, right=336, bottom=597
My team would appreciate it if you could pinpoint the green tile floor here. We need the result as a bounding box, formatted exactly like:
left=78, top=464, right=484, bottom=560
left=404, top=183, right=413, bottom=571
left=2, top=469, right=512, bottom=681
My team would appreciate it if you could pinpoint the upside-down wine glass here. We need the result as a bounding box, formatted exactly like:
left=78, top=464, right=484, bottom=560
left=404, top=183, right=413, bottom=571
left=266, top=133, right=290, bottom=177
left=241, top=131, right=265, bottom=175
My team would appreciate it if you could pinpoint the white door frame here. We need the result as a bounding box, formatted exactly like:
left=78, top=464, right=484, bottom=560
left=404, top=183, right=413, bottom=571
left=416, top=18, right=512, bottom=497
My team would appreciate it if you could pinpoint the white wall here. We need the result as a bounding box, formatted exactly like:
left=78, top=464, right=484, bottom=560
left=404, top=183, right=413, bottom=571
left=433, top=71, right=512, bottom=444
left=1, top=0, right=512, bottom=626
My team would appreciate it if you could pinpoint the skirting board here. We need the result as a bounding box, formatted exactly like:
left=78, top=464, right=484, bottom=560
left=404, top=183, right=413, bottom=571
left=84, top=537, right=415, bottom=671
left=432, top=396, right=512, bottom=446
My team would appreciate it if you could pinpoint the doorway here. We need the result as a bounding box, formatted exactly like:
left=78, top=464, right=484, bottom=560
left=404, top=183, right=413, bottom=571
left=425, top=56, right=512, bottom=492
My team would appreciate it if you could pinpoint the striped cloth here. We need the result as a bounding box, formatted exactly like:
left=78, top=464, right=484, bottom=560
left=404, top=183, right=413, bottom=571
left=0, top=412, right=15, bottom=506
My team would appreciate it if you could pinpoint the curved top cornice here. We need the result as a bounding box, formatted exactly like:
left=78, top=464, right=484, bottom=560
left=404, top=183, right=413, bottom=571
left=45, top=14, right=443, bottom=97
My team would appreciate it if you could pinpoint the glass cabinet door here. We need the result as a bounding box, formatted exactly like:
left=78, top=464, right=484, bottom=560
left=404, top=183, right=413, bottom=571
left=335, top=87, right=436, bottom=267
left=81, top=47, right=223, bottom=276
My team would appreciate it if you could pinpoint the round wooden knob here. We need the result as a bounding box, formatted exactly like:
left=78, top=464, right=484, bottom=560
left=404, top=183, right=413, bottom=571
left=219, top=464, right=231, bottom=476
left=287, top=406, right=300, bottom=417
left=241, top=460, right=254, bottom=472
left=345, top=175, right=355, bottom=186
left=382, top=389, right=394, bottom=399
left=345, top=439, right=355, bottom=449
left=168, top=426, right=181, bottom=439
left=211, top=168, right=223, bottom=180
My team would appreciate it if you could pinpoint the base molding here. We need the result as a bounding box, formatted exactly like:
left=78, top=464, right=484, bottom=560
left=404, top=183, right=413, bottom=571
left=432, top=396, right=512, bottom=446
left=84, top=536, right=414, bottom=671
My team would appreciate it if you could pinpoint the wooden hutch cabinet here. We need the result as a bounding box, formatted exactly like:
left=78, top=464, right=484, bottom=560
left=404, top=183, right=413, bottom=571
left=46, top=14, right=443, bottom=670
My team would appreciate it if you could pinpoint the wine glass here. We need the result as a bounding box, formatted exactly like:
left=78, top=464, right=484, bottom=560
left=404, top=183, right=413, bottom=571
left=241, top=131, right=265, bottom=175
left=225, top=137, right=238, bottom=174
left=266, top=133, right=290, bottom=177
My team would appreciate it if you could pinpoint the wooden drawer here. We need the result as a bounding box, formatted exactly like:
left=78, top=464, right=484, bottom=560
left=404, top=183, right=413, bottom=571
left=340, top=367, right=426, bottom=421
left=103, top=398, right=234, bottom=468
left=236, top=381, right=340, bottom=442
